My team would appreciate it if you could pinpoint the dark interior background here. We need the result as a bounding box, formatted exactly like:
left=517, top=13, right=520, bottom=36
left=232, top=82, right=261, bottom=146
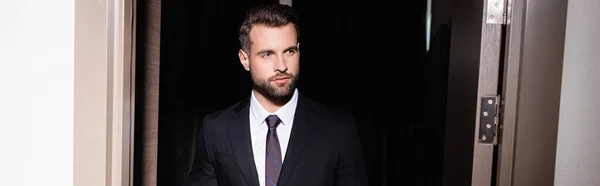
left=134, top=0, right=452, bottom=185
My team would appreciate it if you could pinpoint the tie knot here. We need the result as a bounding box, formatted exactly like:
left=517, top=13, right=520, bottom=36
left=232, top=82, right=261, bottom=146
left=266, top=115, right=281, bottom=128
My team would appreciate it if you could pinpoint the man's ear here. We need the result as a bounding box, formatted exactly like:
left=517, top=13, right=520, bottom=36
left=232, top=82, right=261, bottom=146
left=297, top=42, right=300, bottom=53
left=238, top=49, right=250, bottom=71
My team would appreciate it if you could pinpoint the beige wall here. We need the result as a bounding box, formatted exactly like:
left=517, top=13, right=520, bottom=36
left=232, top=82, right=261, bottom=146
left=554, top=0, right=600, bottom=185
left=74, top=0, right=134, bottom=185
left=74, top=0, right=108, bottom=184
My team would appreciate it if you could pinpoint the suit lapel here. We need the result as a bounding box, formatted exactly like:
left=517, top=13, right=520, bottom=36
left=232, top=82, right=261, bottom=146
left=278, top=94, right=318, bottom=186
left=229, top=98, right=260, bottom=186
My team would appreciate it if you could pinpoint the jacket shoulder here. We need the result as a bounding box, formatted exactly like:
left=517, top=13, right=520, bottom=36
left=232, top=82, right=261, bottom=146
left=301, top=95, right=355, bottom=126
left=204, top=101, right=246, bottom=121
left=197, top=97, right=249, bottom=125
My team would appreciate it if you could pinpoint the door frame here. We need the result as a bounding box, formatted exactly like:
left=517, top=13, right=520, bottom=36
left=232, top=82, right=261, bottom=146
left=74, top=0, right=136, bottom=185
left=469, top=0, right=505, bottom=184
left=442, top=0, right=568, bottom=185
left=495, top=0, right=568, bottom=185
left=441, top=0, right=501, bottom=184
left=494, top=0, right=523, bottom=184
left=441, top=0, right=507, bottom=185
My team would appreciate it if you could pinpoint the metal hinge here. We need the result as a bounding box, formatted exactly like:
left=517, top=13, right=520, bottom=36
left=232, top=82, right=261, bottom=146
left=486, top=0, right=508, bottom=25
left=479, top=95, right=501, bottom=145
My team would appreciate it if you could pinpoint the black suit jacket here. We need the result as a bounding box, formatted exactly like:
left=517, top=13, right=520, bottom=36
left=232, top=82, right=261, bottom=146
left=185, top=93, right=368, bottom=186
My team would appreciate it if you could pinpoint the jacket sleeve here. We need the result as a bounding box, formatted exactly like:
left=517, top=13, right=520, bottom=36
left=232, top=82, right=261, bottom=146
left=185, top=115, right=218, bottom=186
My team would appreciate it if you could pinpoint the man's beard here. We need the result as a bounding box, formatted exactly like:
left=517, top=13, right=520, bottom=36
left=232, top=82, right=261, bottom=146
left=251, top=71, right=299, bottom=104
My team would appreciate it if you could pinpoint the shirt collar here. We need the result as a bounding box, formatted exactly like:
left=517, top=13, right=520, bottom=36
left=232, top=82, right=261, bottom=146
left=250, top=89, right=298, bottom=127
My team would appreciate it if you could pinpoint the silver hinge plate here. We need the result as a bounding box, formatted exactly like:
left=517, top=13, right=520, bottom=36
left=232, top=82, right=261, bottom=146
left=486, top=0, right=507, bottom=24
left=479, top=95, right=500, bottom=144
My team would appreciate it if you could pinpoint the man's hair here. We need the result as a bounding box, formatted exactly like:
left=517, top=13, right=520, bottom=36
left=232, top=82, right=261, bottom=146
left=238, top=4, right=300, bottom=53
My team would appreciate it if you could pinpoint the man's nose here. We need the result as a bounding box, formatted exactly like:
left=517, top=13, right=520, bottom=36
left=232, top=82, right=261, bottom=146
left=274, top=55, right=288, bottom=73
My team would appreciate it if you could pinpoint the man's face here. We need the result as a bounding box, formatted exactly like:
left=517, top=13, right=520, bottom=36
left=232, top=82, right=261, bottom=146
left=239, top=23, right=300, bottom=101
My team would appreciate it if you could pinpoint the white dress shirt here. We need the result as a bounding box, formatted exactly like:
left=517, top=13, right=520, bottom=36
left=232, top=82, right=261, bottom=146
left=249, top=89, right=298, bottom=186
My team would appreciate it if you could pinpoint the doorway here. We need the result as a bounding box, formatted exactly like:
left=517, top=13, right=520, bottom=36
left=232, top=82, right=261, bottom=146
left=134, top=0, right=445, bottom=186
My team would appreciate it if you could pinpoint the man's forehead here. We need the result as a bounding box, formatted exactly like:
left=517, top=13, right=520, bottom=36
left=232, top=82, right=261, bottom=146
left=249, top=23, right=296, bottom=36
left=249, top=24, right=297, bottom=50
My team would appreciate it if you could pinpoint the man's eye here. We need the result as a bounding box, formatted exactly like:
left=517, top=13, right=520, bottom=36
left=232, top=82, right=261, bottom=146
left=262, top=53, right=271, bottom=58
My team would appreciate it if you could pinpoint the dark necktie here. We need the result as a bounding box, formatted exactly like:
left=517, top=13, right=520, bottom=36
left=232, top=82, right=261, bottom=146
left=265, top=115, right=282, bottom=186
